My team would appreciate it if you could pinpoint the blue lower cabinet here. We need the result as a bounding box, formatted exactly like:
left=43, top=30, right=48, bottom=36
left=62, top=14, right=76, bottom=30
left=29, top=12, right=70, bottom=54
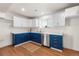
left=12, top=32, right=41, bottom=46
left=50, top=35, right=63, bottom=50
left=31, top=33, right=41, bottom=43
left=12, top=33, right=30, bottom=46
left=25, top=33, right=30, bottom=41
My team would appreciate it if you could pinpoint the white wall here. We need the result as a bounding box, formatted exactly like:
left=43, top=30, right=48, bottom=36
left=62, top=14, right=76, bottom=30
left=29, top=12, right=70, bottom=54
left=0, top=21, right=12, bottom=47
left=0, top=13, right=30, bottom=48
left=0, top=21, right=30, bottom=48
left=63, top=17, right=79, bottom=51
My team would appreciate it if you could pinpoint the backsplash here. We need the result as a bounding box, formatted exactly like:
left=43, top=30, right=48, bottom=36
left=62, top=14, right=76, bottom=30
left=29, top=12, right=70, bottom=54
left=31, top=26, right=65, bottom=35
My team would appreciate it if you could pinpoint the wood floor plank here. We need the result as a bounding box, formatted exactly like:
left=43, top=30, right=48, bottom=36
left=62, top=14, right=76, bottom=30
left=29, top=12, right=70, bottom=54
left=0, top=42, right=79, bottom=56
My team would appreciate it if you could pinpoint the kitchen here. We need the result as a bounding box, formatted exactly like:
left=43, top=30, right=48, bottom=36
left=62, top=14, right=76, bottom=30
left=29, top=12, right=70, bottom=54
left=0, top=3, right=79, bottom=56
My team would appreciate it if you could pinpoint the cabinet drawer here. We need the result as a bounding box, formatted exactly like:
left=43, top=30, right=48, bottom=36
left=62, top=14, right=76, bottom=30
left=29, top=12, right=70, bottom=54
left=50, top=34, right=63, bottom=50
left=50, top=35, right=63, bottom=44
left=50, top=35, right=62, bottom=38
left=50, top=40, right=62, bottom=46
left=51, top=43, right=63, bottom=50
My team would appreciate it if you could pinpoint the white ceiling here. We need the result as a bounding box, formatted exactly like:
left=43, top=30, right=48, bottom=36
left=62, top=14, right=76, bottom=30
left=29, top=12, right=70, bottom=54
left=0, top=3, right=11, bottom=12
left=0, top=3, right=79, bottom=17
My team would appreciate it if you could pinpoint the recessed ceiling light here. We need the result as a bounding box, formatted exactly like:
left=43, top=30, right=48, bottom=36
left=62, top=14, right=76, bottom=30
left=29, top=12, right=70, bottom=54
left=21, top=8, right=25, bottom=11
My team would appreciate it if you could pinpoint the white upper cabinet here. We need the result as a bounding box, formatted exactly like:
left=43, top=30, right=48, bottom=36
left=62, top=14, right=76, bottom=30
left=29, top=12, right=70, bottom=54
left=13, top=10, right=65, bottom=28
left=47, top=11, right=65, bottom=27
left=31, top=19, right=36, bottom=27
left=54, top=11, right=65, bottom=26
left=65, top=6, right=79, bottom=17
left=35, top=18, right=47, bottom=28
left=38, top=16, right=47, bottom=28
left=47, top=15, right=57, bottom=27
left=35, top=11, right=65, bottom=28
left=13, top=16, right=32, bottom=27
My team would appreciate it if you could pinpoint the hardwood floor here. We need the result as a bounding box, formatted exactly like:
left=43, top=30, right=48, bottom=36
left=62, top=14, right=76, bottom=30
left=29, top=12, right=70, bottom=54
left=0, top=42, right=79, bottom=56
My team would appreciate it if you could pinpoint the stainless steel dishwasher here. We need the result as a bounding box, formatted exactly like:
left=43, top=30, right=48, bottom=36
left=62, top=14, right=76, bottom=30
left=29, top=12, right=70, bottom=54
left=42, top=34, right=50, bottom=47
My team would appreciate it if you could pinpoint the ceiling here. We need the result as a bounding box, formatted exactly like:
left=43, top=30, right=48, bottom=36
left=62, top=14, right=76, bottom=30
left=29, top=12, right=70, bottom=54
left=0, top=3, right=79, bottom=17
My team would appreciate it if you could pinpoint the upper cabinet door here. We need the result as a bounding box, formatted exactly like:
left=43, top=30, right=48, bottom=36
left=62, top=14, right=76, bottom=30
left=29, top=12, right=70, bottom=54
left=38, top=19, right=47, bottom=28
left=35, top=17, right=48, bottom=28
left=13, top=16, right=26, bottom=27
left=47, top=11, right=65, bottom=27
left=13, top=16, right=32, bottom=27
left=35, top=11, right=65, bottom=28
left=55, top=11, right=65, bottom=26
left=65, top=6, right=79, bottom=17
left=32, top=19, right=36, bottom=27
left=47, top=15, right=57, bottom=27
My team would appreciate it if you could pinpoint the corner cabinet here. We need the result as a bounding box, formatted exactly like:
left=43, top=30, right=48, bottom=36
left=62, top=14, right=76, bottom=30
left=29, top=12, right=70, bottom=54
left=12, top=33, right=30, bottom=46
left=31, top=32, right=41, bottom=44
left=50, top=34, right=63, bottom=50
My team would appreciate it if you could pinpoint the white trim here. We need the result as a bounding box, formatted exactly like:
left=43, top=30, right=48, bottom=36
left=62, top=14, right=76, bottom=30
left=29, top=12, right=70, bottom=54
left=14, top=41, right=42, bottom=47
left=31, top=41, right=42, bottom=46
left=13, top=41, right=63, bottom=52
left=0, top=43, right=12, bottom=48
left=14, top=41, right=63, bottom=52
left=14, top=41, right=31, bottom=47
left=51, top=47, right=63, bottom=52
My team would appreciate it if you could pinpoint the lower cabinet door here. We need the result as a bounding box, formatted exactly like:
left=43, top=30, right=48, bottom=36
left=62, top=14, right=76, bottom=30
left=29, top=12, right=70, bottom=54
left=25, top=33, right=30, bottom=41
left=12, top=33, right=30, bottom=46
left=51, top=43, right=63, bottom=50
left=31, top=33, right=41, bottom=43
left=50, top=35, right=63, bottom=50
left=13, top=34, right=22, bottom=45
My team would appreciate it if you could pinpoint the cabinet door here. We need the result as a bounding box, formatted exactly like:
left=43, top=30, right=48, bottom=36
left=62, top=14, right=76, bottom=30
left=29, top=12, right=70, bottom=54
left=13, top=16, right=33, bottom=27
left=50, top=35, right=63, bottom=50
left=13, top=33, right=30, bottom=46
left=58, top=12, right=65, bottom=26
left=54, top=11, right=65, bottom=26
left=13, top=34, right=23, bottom=45
left=47, top=18, right=57, bottom=27
left=38, top=19, right=47, bottom=28
left=31, top=33, right=41, bottom=43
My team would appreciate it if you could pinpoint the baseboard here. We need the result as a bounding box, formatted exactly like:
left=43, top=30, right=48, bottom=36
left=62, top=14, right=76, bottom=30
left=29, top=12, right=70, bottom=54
left=13, top=41, right=64, bottom=52
left=14, top=41, right=32, bottom=47
left=14, top=41, right=42, bottom=47
left=64, top=48, right=79, bottom=52
left=30, top=41, right=42, bottom=46
left=42, top=45, right=50, bottom=48
left=0, top=43, right=12, bottom=48
left=51, top=47, right=63, bottom=52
